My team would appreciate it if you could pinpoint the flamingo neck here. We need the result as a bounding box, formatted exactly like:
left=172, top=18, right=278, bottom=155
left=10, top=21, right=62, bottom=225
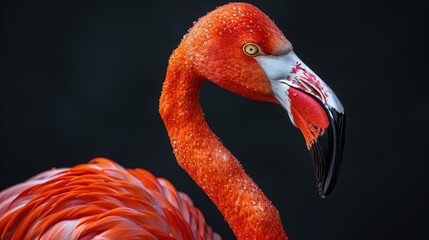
left=159, top=51, right=288, bottom=240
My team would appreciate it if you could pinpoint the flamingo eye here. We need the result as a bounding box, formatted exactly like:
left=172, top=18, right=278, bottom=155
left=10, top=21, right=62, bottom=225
left=243, top=43, right=261, bottom=56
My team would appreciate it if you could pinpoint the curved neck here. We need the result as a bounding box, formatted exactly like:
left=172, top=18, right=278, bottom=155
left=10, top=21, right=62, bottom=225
left=159, top=51, right=288, bottom=240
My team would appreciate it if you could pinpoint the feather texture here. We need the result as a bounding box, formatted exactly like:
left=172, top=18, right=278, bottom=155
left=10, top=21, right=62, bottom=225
left=0, top=158, right=221, bottom=240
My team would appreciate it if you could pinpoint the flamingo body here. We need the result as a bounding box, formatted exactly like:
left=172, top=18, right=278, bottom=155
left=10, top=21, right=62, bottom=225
left=0, top=2, right=345, bottom=239
left=0, top=158, right=220, bottom=240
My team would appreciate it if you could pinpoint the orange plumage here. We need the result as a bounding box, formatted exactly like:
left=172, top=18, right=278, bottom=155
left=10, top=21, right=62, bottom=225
left=0, top=158, right=220, bottom=239
left=0, top=2, right=345, bottom=239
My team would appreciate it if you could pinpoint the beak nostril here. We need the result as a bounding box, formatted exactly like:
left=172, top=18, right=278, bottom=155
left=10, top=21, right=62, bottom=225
left=298, top=78, right=324, bottom=102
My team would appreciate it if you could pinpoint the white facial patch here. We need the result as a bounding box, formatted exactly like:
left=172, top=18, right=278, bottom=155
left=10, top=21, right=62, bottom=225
left=256, top=51, right=344, bottom=114
left=269, top=78, right=295, bottom=126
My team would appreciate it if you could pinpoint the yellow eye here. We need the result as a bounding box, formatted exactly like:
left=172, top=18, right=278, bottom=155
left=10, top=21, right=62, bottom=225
left=243, top=43, right=261, bottom=56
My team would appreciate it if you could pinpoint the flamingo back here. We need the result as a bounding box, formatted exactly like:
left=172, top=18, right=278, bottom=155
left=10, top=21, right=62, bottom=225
left=0, top=158, right=221, bottom=240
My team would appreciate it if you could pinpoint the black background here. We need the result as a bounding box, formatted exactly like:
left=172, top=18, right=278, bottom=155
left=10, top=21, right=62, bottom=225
left=1, top=0, right=427, bottom=239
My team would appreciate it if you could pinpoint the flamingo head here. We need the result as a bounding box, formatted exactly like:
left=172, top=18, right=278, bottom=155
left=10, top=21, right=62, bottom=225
left=182, top=3, right=345, bottom=198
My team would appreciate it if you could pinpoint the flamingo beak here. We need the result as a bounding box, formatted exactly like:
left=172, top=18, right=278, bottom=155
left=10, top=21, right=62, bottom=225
left=256, top=51, right=345, bottom=198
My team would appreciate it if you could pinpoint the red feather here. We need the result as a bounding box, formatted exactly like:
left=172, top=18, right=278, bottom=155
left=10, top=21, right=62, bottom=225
left=0, top=158, right=221, bottom=240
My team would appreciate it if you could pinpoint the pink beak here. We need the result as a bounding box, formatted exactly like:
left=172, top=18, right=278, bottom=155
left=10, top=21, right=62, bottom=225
left=257, top=51, right=346, bottom=197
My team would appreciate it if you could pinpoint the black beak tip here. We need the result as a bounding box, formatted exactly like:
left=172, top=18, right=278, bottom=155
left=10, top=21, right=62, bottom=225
left=317, top=183, right=327, bottom=198
left=310, top=108, right=345, bottom=198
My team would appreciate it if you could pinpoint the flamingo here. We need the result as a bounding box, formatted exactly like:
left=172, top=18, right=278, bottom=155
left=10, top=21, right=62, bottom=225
left=0, top=2, right=345, bottom=240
